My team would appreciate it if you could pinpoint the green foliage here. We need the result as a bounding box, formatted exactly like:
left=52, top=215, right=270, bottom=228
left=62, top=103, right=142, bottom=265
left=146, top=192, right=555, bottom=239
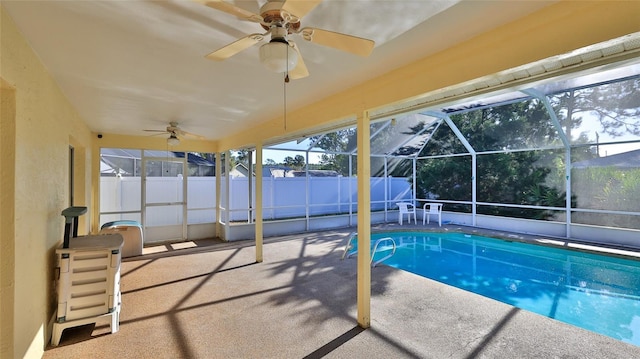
left=571, top=166, right=640, bottom=229
left=229, top=149, right=250, bottom=168
left=418, top=100, right=569, bottom=219
left=311, top=130, right=356, bottom=176
left=282, top=155, right=306, bottom=170
left=572, top=167, right=640, bottom=212
left=416, top=156, right=471, bottom=202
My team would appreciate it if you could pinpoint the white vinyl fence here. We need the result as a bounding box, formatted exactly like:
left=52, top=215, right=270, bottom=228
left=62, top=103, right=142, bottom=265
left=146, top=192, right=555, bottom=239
left=100, top=177, right=216, bottom=226
left=100, top=176, right=413, bottom=225
left=224, top=176, right=412, bottom=221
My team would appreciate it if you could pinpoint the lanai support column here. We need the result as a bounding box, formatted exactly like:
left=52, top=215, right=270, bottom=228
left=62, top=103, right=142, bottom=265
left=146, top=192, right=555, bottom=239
left=215, top=152, right=221, bottom=225
left=255, top=145, right=263, bottom=262
left=356, top=110, right=371, bottom=328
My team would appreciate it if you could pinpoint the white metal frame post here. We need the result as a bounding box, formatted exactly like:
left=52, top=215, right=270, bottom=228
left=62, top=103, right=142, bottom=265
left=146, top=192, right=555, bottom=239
left=523, top=89, right=572, bottom=238
left=255, top=144, right=263, bottom=262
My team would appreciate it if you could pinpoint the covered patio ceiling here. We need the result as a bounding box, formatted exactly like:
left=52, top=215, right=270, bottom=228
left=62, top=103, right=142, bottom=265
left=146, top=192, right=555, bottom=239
left=2, top=0, right=560, bottom=142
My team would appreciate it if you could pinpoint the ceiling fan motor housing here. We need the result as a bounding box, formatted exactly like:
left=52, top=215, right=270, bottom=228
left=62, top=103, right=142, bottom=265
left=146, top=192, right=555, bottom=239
left=259, top=1, right=301, bottom=32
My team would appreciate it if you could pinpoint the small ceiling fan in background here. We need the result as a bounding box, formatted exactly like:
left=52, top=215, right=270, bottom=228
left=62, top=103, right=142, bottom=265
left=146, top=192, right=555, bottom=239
left=144, top=122, right=204, bottom=146
left=195, top=0, right=375, bottom=80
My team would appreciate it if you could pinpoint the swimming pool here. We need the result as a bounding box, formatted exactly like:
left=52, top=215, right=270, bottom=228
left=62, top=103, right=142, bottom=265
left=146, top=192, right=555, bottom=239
left=365, top=231, right=640, bottom=347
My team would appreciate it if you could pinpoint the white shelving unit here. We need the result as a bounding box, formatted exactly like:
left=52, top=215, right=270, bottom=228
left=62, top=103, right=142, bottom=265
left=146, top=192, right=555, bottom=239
left=51, top=234, right=124, bottom=346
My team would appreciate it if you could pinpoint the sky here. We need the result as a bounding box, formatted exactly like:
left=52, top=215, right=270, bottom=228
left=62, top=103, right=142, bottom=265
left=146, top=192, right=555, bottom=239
left=261, top=148, right=323, bottom=165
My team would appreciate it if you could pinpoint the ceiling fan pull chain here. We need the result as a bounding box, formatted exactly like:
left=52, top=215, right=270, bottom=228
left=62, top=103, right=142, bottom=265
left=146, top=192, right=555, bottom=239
left=286, top=43, right=290, bottom=81
left=283, top=44, right=289, bottom=130
left=283, top=74, right=288, bottom=130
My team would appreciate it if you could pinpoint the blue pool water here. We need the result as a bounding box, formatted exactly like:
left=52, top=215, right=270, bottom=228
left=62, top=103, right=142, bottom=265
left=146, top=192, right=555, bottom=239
left=365, top=231, right=640, bottom=346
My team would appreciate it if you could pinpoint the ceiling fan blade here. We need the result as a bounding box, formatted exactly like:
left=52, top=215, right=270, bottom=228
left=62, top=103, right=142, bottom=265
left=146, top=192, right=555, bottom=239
left=205, top=33, right=265, bottom=61
left=144, top=129, right=168, bottom=133
left=281, top=0, right=322, bottom=20
left=299, top=27, right=374, bottom=57
left=194, top=0, right=263, bottom=23
left=288, top=42, right=309, bottom=80
left=178, top=130, right=206, bottom=140
left=145, top=132, right=170, bottom=137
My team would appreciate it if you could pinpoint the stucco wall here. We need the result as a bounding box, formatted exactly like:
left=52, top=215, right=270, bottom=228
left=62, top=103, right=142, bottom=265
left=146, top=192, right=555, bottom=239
left=1, top=77, right=17, bottom=359
left=1, top=6, right=93, bottom=358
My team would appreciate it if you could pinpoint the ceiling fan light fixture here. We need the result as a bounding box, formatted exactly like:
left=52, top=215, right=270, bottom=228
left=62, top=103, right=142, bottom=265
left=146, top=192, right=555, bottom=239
left=259, top=40, right=298, bottom=73
left=167, top=134, right=180, bottom=146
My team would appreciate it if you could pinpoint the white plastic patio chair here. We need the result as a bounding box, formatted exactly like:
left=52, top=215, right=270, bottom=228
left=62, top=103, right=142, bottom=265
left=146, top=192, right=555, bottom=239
left=396, top=202, right=416, bottom=225
left=423, top=203, right=443, bottom=226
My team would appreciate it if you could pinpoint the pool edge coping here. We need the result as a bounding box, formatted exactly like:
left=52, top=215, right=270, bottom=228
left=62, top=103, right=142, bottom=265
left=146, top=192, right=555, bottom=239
left=370, top=224, right=640, bottom=261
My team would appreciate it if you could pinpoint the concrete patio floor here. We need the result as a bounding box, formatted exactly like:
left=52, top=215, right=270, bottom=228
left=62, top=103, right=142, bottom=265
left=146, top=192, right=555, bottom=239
left=43, top=225, right=640, bottom=358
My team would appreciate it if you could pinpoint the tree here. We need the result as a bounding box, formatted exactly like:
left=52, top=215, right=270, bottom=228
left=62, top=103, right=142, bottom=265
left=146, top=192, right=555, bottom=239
left=233, top=149, right=250, bottom=166
left=310, top=124, right=432, bottom=177
left=283, top=155, right=305, bottom=170
left=415, top=76, right=640, bottom=220
left=417, top=99, right=569, bottom=219
left=311, top=130, right=356, bottom=176
left=549, top=77, right=640, bottom=140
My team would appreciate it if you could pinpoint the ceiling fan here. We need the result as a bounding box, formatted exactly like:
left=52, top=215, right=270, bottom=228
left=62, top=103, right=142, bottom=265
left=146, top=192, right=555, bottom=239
left=144, top=122, right=204, bottom=146
left=195, top=0, right=375, bottom=80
